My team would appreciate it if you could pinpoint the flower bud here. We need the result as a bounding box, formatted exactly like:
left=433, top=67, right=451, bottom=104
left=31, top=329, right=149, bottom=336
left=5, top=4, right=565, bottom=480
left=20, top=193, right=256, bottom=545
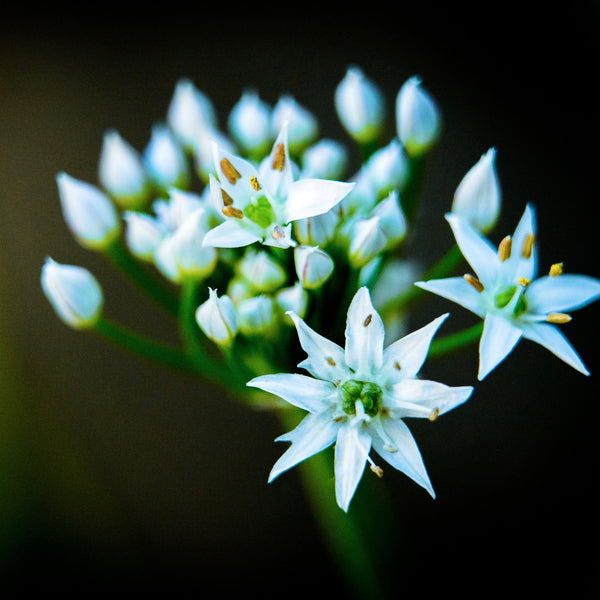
left=364, top=138, right=408, bottom=198
left=348, top=216, right=387, bottom=268
left=372, top=190, right=407, bottom=248
left=451, top=148, right=501, bottom=232
left=395, top=76, right=441, bottom=155
left=56, top=172, right=120, bottom=250
left=271, top=95, right=318, bottom=155
left=123, top=211, right=167, bottom=261
left=294, top=245, right=334, bottom=289
left=293, top=210, right=339, bottom=246
left=167, top=78, right=218, bottom=151
left=276, top=282, right=309, bottom=319
left=300, top=139, right=348, bottom=180
left=195, top=288, right=238, bottom=346
left=143, top=124, right=190, bottom=192
left=41, top=257, right=103, bottom=329
left=238, top=249, right=287, bottom=293
left=228, top=89, right=272, bottom=158
left=334, top=66, right=385, bottom=145
left=237, top=295, right=277, bottom=335
left=98, top=129, right=150, bottom=209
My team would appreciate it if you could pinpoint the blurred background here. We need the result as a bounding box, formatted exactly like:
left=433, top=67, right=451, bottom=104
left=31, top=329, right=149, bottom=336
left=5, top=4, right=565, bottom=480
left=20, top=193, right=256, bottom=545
left=1, top=5, right=598, bottom=596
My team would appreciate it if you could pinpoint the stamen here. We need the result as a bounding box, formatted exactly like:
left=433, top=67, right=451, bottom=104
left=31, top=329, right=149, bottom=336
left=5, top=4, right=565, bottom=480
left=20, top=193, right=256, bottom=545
left=370, top=463, right=384, bottom=478
left=221, top=189, right=233, bottom=206
left=498, top=236, right=512, bottom=261
left=222, top=206, right=244, bottom=219
left=394, top=361, right=402, bottom=371
left=272, top=143, right=286, bottom=171
left=464, top=273, right=485, bottom=292
left=250, top=175, right=262, bottom=191
left=220, top=158, right=242, bottom=184
left=428, top=408, right=440, bottom=422
left=271, top=226, right=286, bottom=240
left=518, top=277, right=531, bottom=287
left=522, top=234, right=535, bottom=259
left=547, top=312, right=572, bottom=324
left=326, top=357, right=336, bottom=366
left=549, top=262, right=564, bottom=277
left=363, top=314, right=373, bottom=327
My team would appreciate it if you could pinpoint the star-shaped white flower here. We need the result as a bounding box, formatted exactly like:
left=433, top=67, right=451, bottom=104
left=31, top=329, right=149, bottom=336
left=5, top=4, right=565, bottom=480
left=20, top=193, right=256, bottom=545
left=203, top=124, right=355, bottom=249
left=248, top=287, right=473, bottom=512
left=416, top=204, right=600, bottom=379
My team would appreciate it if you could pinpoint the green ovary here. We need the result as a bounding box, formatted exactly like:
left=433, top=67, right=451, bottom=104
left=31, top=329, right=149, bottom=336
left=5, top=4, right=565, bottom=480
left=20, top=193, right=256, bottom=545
left=494, top=285, right=528, bottom=316
left=339, top=379, right=383, bottom=418
left=244, top=196, right=276, bottom=229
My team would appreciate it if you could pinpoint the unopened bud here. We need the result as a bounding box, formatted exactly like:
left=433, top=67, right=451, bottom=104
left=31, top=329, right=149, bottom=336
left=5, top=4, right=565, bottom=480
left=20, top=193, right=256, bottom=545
left=195, top=288, right=238, bottom=346
left=294, top=245, right=334, bottom=289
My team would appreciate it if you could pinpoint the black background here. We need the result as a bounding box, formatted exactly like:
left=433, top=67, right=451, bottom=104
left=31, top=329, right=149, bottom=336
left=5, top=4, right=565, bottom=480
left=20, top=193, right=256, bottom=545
left=1, top=5, right=598, bottom=597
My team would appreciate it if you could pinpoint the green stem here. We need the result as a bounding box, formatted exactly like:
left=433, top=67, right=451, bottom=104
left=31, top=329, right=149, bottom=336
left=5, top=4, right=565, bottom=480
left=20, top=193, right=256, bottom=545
left=428, top=321, right=483, bottom=358
left=103, top=239, right=179, bottom=317
left=401, top=152, right=429, bottom=225
left=93, top=316, right=196, bottom=372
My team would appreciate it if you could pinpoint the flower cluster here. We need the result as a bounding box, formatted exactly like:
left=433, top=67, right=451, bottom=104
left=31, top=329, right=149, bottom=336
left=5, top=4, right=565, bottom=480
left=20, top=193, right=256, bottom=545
left=41, top=66, right=600, bottom=512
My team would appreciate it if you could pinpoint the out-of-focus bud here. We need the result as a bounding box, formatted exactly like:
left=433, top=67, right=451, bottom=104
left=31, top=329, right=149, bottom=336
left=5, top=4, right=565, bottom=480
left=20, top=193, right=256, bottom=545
left=227, top=277, right=254, bottom=305
left=228, top=89, right=272, bottom=159
left=154, top=188, right=204, bottom=232
left=276, top=282, right=309, bottom=320
left=341, top=169, right=378, bottom=217
left=364, top=138, right=408, bottom=198
left=372, top=190, right=407, bottom=248
left=195, top=288, right=238, bottom=346
left=98, top=129, right=150, bottom=209
left=237, top=295, right=277, bottom=335
left=271, top=95, right=318, bottom=155
left=123, top=211, right=167, bottom=262
left=143, top=124, right=190, bottom=193
left=334, top=66, right=385, bottom=145
left=154, top=209, right=217, bottom=283
left=41, top=257, right=103, bottom=329
left=238, top=249, right=287, bottom=293
left=348, top=216, right=387, bottom=268
left=294, top=245, right=334, bottom=289
left=395, top=76, right=441, bottom=156
left=56, top=172, right=120, bottom=250
left=167, top=78, right=218, bottom=151
left=451, top=148, right=501, bottom=232
left=300, top=139, right=348, bottom=180
left=293, top=210, right=339, bottom=247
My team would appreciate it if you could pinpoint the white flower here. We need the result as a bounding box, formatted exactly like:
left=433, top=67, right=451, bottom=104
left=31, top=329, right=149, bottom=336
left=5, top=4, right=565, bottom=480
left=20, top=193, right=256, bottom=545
left=248, top=287, right=473, bottom=512
left=238, top=248, right=287, bottom=293
left=228, top=89, right=272, bottom=158
left=195, top=288, right=238, bottom=346
left=300, top=138, right=348, bottom=180
left=451, top=148, right=501, bottom=232
left=41, top=257, right=103, bottom=329
left=143, top=124, right=190, bottom=192
left=123, top=210, right=168, bottom=261
left=416, top=205, right=600, bottom=379
left=203, top=123, right=355, bottom=249
left=56, top=172, right=120, bottom=250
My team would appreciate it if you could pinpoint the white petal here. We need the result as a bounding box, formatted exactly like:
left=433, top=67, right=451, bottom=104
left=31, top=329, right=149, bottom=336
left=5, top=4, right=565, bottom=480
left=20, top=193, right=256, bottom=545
left=259, top=122, right=294, bottom=201
left=415, top=277, right=486, bottom=318
left=478, top=313, right=522, bottom=380
left=344, top=287, right=385, bottom=377
left=446, top=212, right=500, bottom=285
left=268, top=411, right=339, bottom=482
left=369, top=418, right=435, bottom=498
left=521, top=322, right=590, bottom=375
left=247, top=373, right=337, bottom=413
left=202, top=220, right=262, bottom=248
left=334, top=423, right=371, bottom=512
left=284, top=179, right=355, bottom=223
left=504, top=203, right=537, bottom=281
left=287, top=311, right=348, bottom=382
left=389, top=379, right=473, bottom=417
left=526, top=274, right=600, bottom=314
left=212, top=143, right=259, bottom=208
left=382, top=313, right=449, bottom=380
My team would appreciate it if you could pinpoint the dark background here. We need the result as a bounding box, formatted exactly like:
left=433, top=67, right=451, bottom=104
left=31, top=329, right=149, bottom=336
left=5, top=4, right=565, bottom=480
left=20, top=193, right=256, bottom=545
left=1, top=6, right=598, bottom=597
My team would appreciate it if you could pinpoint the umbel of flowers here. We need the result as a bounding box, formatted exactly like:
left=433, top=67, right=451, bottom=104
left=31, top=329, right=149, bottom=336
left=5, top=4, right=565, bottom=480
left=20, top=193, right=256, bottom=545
left=42, top=66, right=600, bottom=518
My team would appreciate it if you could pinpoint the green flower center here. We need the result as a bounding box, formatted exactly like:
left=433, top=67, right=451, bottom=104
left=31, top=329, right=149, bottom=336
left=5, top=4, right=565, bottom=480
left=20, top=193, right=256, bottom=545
left=339, top=379, right=383, bottom=418
left=244, top=196, right=276, bottom=229
left=494, top=285, right=528, bottom=317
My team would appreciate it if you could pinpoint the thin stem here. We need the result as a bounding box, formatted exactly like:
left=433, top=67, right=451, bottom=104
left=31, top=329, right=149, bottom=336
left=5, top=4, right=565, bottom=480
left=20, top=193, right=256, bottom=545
left=103, top=239, right=179, bottom=317
left=401, top=152, right=429, bottom=225
left=428, top=321, right=483, bottom=358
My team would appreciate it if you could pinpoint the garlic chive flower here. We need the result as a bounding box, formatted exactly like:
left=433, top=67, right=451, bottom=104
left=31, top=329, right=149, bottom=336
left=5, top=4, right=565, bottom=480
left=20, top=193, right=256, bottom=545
left=195, top=288, right=238, bottom=346
left=451, top=148, right=501, bottom=233
left=56, top=172, right=120, bottom=250
left=41, top=258, right=103, bottom=329
left=416, top=205, right=600, bottom=379
left=203, top=123, right=354, bottom=249
left=248, top=287, right=473, bottom=512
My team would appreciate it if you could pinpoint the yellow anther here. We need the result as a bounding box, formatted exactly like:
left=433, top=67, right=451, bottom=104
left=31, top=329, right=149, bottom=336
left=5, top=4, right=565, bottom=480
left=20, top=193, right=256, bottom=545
left=250, top=175, right=262, bottom=191
left=326, top=357, right=337, bottom=366
left=394, top=361, right=402, bottom=371
left=547, top=312, right=572, bottom=324
left=220, top=158, right=242, bottom=184
left=498, top=236, right=512, bottom=262
left=271, top=226, right=286, bottom=239
left=222, top=206, right=244, bottom=219
left=549, top=262, right=564, bottom=277
left=370, top=464, right=384, bottom=478
left=522, top=234, right=535, bottom=259
left=518, top=277, right=531, bottom=287
left=221, top=188, right=234, bottom=206
left=363, top=314, right=373, bottom=327
left=428, top=408, right=440, bottom=422
left=272, top=143, right=286, bottom=171
left=464, top=273, right=485, bottom=292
